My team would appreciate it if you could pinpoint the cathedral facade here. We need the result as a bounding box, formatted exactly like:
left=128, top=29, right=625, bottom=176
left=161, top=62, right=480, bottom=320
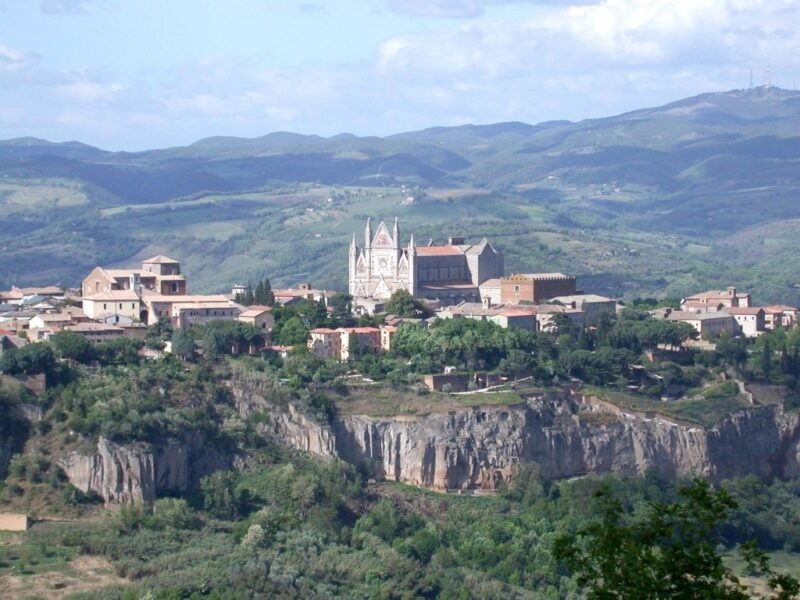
left=348, top=218, right=503, bottom=305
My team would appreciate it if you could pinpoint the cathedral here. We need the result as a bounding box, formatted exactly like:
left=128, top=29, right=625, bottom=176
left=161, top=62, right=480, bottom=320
left=348, top=218, right=503, bottom=306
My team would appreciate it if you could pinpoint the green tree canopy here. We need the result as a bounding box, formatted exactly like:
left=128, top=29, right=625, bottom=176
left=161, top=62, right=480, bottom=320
left=554, top=478, right=800, bottom=600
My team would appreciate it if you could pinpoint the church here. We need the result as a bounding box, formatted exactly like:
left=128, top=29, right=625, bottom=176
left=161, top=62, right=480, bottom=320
left=348, top=218, right=503, bottom=308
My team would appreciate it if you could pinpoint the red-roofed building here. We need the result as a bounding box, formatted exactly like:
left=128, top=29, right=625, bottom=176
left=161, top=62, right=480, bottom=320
left=726, top=307, right=765, bottom=337
left=308, top=325, right=391, bottom=361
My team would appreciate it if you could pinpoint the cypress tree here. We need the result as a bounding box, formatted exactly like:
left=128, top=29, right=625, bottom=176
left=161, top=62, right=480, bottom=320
left=254, top=281, right=266, bottom=305
left=264, top=278, right=275, bottom=306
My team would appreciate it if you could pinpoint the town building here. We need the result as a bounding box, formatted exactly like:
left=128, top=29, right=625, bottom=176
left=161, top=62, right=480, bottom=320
left=436, top=303, right=537, bottom=332
left=81, top=290, right=141, bottom=321
left=349, top=218, right=503, bottom=311
left=497, top=273, right=578, bottom=305
left=727, top=307, right=766, bottom=338
left=237, top=306, right=274, bottom=332
left=550, top=294, right=617, bottom=323
left=82, top=255, right=187, bottom=301
left=307, top=326, right=390, bottom=361
left=681, top=287, right=751, bottom=312
left=63, top=322, right=125, bottom=343
left=763, top=305, right=798, bottom=329
left=666, top=310, right=737, bottom=338
left=272, top=283, right=331, bottom=306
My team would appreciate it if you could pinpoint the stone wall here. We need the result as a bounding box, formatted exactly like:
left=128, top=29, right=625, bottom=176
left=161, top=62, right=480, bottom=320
left=0, top=513, right=29, bottom=531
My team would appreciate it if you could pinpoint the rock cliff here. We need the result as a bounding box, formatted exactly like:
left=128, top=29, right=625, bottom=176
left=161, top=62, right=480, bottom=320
left=251, top=391, right=800, bottom=491
left=60, top=433, right=223, bottom=504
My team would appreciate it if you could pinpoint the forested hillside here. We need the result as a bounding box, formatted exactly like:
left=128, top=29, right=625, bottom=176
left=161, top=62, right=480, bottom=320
left=3, top=87, right=800, bottom=302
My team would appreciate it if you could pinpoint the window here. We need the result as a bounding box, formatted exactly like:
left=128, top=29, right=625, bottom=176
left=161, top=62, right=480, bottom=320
left=514, top=285, right=520, bottom=293
left=119, top=303, right=122, bottom=309
left=103, top=303, right=107, bottom=310
left=132, top=303, right=135, bottom=309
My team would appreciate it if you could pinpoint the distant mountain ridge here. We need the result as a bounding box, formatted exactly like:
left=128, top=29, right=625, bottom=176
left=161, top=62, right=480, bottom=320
left=4, top=86, right=800, bottom=300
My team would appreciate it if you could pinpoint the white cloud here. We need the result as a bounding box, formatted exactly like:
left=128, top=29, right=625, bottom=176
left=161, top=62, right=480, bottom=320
left=56, top=79, right=127, bottom=102
left=39, top=0, right=100, bottom=14
left=0, top=44, right=35, bottom=72
left=387, top=0, right=599, bottom=18
left=3, top=0, right=800, bottom=150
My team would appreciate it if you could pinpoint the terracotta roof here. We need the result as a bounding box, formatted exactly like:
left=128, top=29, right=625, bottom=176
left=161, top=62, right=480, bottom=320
left=142, top=255, right=180, bottom=264
left=238, top=308, right=272, bottom=318
left=83, top=290, right=140, bottom=301
left=497, top=309, right=536, bottom=318
left=14, top=286, right=64, bottom=296
left=765, top=305, right=798, bottom=312
left=551, top=294, right=614, bottom=304
left=103, top=269, right=147, bottom=278
left=507, top=272, right=571, bottom=281
left=145, top=294, right=228, bottom=303
left=668, top=311, right=733, bottom=321
left=415, top=246, right=464, bottom=257
left=479, top=278, right=501, bottom=288
left=171, top=301, right=237, bottom=311
left=726, top=307, right=764, bottom=315
left=338, top=327, right=380, bottom=334
left=65, top=323, right=124, bottom=333
left=32, top=313, right=73, bottom=322
left=418, top=280, right=477, bottom=290
left=310, top=328, right=337, bottom=334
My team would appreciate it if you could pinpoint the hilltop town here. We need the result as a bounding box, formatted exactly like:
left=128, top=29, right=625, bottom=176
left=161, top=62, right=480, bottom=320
left=1, top=218, right=797, bottom=398
left=3, top=226, right=800, bottom=599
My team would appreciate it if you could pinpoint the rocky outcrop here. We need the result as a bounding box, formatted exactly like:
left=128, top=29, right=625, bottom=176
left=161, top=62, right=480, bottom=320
left=254, top=391, right=800, bottom=491
left=60, top=434, right=223, bottom=504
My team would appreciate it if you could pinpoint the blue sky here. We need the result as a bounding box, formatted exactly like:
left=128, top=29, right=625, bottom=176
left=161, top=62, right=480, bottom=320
left=1, top=0, right=798, bottom=150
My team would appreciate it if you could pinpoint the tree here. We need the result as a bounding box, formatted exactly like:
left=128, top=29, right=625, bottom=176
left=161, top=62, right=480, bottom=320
left=0, top=343, right=56, bottom=375
left=254, top=280, right=266, bottom=305
left=554, top=478, right=799, bottom=600
left=385, top=289, right=430, bottom=318
left=276, top=316, right=309, bottom=346
left=762, top=340, right=772, bottom=380
left=171, top=329, right=195, bottom=361
left=50, top=331, right=95, bottom=363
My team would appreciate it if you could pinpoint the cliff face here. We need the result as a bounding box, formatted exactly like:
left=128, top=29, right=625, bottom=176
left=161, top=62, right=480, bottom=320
left=257, top=392, right=800, bottom=491
left=60, top=434, right=223, bottom=504
left=61, top=387, right=800, bottom=503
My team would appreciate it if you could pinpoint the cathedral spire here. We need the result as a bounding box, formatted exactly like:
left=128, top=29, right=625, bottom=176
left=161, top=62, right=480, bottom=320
left=393, top=217, right=400, bottom=247
left=364, top=217, right=372, bottom=249
left=350, top=233, right=356, bottom=253
left=408, top=231, right=415, bottom=253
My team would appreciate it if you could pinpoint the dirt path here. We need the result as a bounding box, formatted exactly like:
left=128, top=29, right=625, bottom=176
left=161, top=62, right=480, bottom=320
left=0, top=555, right=125, bottom=599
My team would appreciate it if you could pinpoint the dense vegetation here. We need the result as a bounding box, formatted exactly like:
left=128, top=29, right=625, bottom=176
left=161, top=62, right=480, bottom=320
left=2, top=293, right=800, bottom=596
left=4, top=455, right=800, bottom=598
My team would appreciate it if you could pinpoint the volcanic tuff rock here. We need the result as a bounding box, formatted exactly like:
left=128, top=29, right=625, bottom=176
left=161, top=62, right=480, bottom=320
left=58, top=387, right=800, bottom=503
left=247, top=390, right=800, bottom=491
left=60, top=434, right=222, bottom=504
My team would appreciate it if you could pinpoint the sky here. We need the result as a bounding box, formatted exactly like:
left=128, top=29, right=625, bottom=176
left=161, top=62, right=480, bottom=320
left=0, top=0, right=798, bottom=150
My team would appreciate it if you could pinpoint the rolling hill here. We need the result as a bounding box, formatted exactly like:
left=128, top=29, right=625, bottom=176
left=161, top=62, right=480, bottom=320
left=2, top=86, right=800, bottom=302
